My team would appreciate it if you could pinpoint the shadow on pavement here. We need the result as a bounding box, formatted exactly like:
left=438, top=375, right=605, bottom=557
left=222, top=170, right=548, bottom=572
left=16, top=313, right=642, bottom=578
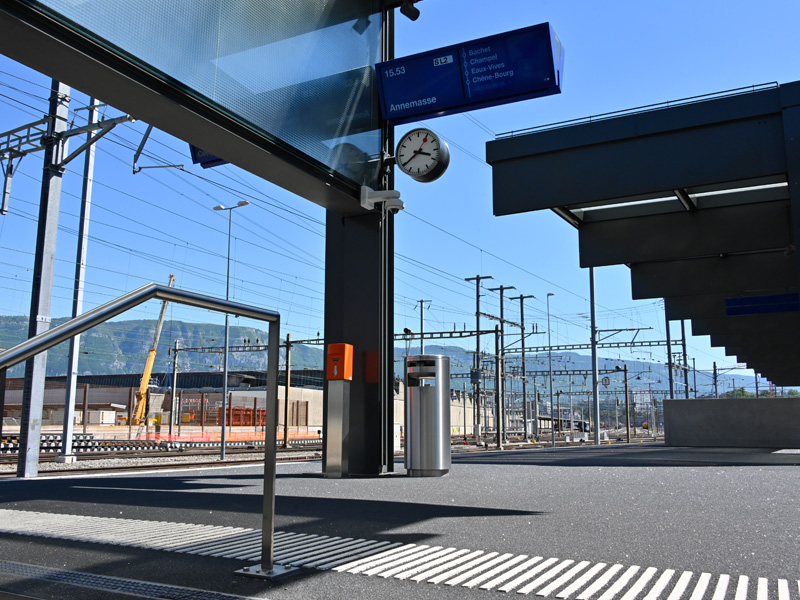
left=0, top=474, right=542, bottom=541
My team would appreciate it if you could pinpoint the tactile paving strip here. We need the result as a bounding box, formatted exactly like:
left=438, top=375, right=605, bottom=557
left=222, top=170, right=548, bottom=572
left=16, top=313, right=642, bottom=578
left=0, top=559, right=259, bottom=600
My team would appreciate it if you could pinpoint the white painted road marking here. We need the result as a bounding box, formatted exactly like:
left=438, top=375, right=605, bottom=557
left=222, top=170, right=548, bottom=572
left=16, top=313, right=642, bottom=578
left=777, top=579, right=790, bottom=600
left=0, top=509, right=796, bottom=599
left=411, top=550, right=487, bottom=583
left=482, top=556, right=545, bottom=591
left=558, top=562, right=608, bottom=599
left=596, top=565, right=640, bottom=600
left=620, top=567, right=658, bottom=600
left=667, top=571, right=695, bottom=600
left=464, top=554, right=531, bottom=589
left=445, top=552, right=516, bottom=587
left=712, top=574, right=730, bottom=600
left=578, top=564, right=625, bottom=600
left=499, top=557, right=560, bottom=593
left=690, top=573, right=713, bottom=600
left=517, top=560, right=576, bottom=595
left=537, top=561, right=591, bottom=597
left=643, top=569, right=676, bottom=600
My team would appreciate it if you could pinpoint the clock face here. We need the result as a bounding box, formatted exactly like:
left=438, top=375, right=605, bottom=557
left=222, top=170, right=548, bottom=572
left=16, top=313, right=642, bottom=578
left=395, top=128, right=450, bottom=183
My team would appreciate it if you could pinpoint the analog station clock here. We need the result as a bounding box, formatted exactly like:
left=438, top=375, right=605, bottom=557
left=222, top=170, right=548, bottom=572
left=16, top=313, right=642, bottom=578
left=395, top=127, right=450, bottom=183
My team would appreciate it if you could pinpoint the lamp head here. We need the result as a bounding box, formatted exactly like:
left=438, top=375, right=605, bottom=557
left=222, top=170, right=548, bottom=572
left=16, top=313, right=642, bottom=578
left=400, top=0, right=420, bottom=20
left=213, top=204, right=225, bottom=211
left=236, top=200, right=250, bottom=207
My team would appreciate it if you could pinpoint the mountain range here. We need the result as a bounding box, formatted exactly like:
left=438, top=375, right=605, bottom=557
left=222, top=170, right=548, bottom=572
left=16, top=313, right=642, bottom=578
left=0, top=316, right=770, bottom=396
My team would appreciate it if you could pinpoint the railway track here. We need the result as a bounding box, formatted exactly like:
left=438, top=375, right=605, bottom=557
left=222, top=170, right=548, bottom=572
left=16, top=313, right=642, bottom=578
left=0, top=433, right=637, bottom=466
left=0, top=443, right=321, bottom=464
left=0, top=434, right=645, bottom=478
left=0, top=445, right=323, bottom=478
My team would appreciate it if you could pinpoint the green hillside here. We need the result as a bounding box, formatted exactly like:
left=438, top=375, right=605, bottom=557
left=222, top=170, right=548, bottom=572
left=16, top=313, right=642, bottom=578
left=0, top=317, right=323, bottom=377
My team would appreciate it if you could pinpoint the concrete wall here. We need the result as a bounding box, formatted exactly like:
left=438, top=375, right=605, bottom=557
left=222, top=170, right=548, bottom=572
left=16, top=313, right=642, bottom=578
left=664, top=397, right=800, bottom=447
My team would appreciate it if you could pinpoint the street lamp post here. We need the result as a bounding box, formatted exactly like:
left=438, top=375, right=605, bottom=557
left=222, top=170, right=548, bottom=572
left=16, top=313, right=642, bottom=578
left=213, top=200, right=249, bottom=459
left=547, top=293, right=555, bottom=448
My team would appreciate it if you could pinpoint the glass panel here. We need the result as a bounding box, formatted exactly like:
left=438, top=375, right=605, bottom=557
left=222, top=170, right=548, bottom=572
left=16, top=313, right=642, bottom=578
left=37, top=0, right=383, bottom=186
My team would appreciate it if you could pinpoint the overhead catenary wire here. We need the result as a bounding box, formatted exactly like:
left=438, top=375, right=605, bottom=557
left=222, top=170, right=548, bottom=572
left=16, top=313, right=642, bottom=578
left=1, top=74, right=587, bottom=324
left=0, top=68, right=742, bottom=372
left=2, top=207, right=326, bottom=324
left=14, top=165, right=325, bottom=272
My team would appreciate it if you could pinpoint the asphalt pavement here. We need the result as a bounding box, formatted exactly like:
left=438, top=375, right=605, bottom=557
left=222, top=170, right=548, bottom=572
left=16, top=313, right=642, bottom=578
left=0, top=443, right=797, bottom=599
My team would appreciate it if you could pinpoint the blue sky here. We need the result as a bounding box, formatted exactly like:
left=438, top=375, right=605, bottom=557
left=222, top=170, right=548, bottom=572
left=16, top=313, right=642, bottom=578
left=1, top=0, right=799, bottom=388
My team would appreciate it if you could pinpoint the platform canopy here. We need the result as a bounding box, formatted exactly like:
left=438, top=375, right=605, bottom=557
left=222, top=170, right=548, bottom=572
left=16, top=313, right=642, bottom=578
left=0, top=0, right=387, bottom=213
left=487, top=82, right=800, bottom=386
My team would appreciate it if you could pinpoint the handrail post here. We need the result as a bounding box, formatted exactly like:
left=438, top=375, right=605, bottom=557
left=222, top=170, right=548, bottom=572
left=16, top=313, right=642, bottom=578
left=237, top=315, right=298, bottom=580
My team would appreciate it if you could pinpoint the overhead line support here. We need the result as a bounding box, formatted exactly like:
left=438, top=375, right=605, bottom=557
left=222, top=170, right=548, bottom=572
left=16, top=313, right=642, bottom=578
left=465, top=275, right=493, bottom=442
left=488, top=284, right=515, bottom=445
left=509, top=293, right=535, bottom=440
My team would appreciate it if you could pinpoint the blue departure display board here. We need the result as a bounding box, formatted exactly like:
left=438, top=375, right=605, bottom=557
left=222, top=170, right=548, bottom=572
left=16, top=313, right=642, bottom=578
left=376, top=23, right=563, bottom=124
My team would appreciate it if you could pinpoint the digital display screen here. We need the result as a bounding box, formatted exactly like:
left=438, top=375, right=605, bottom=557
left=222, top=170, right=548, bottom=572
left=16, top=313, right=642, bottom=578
left=377, top=23, right=563, bottom=124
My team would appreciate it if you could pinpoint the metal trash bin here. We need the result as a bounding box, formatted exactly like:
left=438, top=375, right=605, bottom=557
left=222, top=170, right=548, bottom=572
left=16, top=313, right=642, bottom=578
left=404, top=355, right=450, bottom=477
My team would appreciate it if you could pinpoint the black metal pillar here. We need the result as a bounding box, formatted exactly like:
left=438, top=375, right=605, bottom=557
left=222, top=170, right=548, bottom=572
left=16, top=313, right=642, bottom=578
left=665, top=313, right=674, bottom=399
left=624, top=364, right=631, bottom=443
left=589, top=267, right=601, bottom=445
left=169, top=340, right=178, bottom=436
left=781, top=85, right=800, bottom=318
left=494, top=324, right=502, bottom=449
left=323, top=209, right=394, bottom=476
left=681, top=321, right=689, bottom=399
left=283, top=333, right=291, bottom=449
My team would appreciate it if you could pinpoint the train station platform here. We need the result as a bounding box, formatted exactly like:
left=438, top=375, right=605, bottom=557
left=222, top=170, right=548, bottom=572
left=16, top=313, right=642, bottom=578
left=0, top=444, right=798, bottom=599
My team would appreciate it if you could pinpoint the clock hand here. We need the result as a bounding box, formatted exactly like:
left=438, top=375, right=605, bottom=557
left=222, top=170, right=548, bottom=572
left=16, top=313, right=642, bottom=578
left=401, top=153, right=419, bottom=168
left=402, top=136, right=430, bottom=167
left=402, top=150, right=433, bottom=168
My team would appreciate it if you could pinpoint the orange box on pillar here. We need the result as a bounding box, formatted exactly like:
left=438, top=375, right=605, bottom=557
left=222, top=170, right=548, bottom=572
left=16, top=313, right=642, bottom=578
left=326, top=343, right=353, bottom=381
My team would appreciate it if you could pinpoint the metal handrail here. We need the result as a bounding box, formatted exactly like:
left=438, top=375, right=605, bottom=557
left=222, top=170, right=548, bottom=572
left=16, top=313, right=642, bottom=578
left=0, top=283, right=279, bottom=370
left=1, top=283, right=286, bottom=578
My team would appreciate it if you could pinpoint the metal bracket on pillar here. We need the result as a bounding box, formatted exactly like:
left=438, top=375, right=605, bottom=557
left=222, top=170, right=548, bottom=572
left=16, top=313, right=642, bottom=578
left=0, top=110, right=133, bottom=213
left=360, top=185, right=404, bottom=213
left=58, top=114, right=134, bottom=169
left=0, top=116, right=49, bottom=215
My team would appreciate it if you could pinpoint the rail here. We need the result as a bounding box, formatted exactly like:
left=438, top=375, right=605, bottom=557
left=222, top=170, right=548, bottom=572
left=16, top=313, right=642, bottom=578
left=496, top=82, right=779, bottom=139
left=0, top=283, right=286, bottom=579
